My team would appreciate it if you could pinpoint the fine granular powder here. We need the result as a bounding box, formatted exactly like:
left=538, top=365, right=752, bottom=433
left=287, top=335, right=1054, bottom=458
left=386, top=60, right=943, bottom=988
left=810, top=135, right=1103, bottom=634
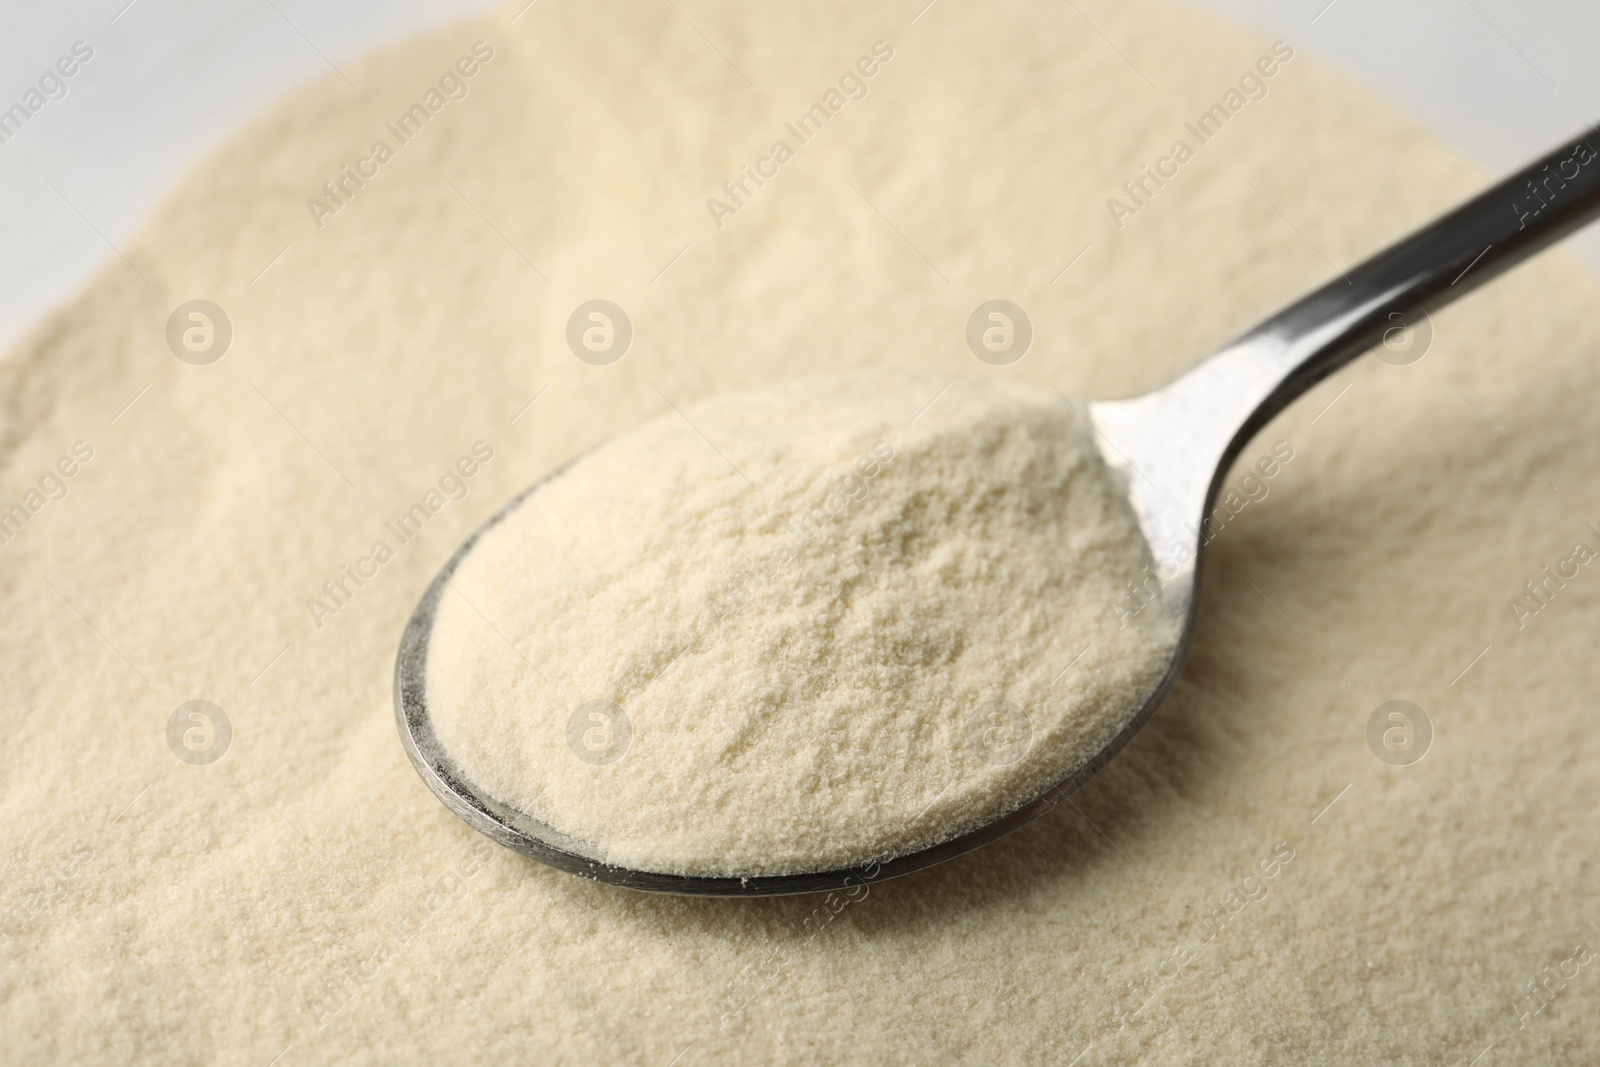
left=427, top=371, right=1179, bottom=876
left=3, top=0, right=1598, bottom=1063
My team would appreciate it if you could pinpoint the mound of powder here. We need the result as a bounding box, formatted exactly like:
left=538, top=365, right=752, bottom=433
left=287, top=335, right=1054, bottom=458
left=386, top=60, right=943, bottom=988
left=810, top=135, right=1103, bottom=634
left=426, top=371, right=1180, bottom=876
left=6, top=0, right=1600, bottom=1064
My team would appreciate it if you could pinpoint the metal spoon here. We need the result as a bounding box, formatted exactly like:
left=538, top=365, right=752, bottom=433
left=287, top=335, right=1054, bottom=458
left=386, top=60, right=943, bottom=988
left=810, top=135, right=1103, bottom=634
left=396, top=127, right=1600, bottom=896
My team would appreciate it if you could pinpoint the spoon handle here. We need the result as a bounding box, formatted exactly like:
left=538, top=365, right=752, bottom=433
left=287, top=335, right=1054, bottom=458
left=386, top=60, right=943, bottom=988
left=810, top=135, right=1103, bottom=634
left=1091, top=126, right=1600, bottom=576
left=1231, top=125, right=1600, bottom=442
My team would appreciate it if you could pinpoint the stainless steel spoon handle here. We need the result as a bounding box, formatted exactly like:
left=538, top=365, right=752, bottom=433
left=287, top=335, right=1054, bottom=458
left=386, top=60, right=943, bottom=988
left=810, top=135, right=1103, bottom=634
left=1094, top=126, right=1600, bottom=571
left=1231, top=125, right=1600, bottom=448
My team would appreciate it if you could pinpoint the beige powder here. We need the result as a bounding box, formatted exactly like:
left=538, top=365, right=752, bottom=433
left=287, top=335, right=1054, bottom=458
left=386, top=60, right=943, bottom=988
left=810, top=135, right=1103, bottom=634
left=427, top=370, right=1179, bottom=876
left=2, top=1, right=1599, bottom=1064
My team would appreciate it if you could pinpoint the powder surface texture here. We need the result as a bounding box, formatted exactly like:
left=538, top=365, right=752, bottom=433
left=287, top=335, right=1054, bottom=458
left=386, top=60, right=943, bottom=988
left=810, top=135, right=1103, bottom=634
left=3, top=1, right=1599, bottom=1065
left=427, top=371, right=1179, bottom=876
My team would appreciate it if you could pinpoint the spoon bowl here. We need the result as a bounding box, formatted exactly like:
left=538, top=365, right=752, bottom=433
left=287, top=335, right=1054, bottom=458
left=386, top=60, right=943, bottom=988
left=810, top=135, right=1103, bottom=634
left=398, top=128, right=1600, bottom=895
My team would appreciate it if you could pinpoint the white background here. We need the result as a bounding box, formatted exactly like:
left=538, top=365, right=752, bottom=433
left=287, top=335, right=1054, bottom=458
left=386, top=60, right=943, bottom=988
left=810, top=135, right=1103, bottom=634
left=1, top=0, right=1596, bottom=352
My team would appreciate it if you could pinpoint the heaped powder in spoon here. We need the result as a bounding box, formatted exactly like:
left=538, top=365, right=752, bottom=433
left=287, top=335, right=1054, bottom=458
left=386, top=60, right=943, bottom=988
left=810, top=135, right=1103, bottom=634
left=426, top=371, right=1181, bottom=876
